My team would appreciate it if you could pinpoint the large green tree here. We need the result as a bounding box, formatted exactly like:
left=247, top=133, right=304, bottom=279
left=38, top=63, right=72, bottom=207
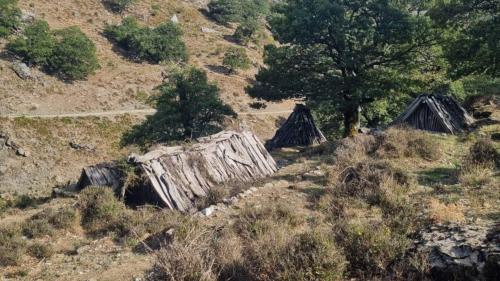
left=429, top=0, right=499, bottom=78
left=0, top=0, right=20, bottom=37
left=122, top=67, right=236, bottom=146
left=248, top=0, right=438, bottom=137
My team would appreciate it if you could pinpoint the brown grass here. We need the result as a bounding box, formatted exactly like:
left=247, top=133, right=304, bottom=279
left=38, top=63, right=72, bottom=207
left=428, top=198, right=466, bottom=224
left=0, top=225, right=26, bottom=266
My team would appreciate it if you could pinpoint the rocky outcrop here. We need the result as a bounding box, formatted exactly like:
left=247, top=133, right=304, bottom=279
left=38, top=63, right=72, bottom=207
left=416, top=223, right=499, bottom=281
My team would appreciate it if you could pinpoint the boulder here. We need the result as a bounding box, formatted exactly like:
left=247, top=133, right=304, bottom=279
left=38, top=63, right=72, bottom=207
left=11, top=62, right=35, bottom=80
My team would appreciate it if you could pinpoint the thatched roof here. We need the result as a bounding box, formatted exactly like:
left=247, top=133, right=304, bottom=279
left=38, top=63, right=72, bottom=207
left=393, top=94, right=474, bottom=134
left=266, top=104, right=327, bottom=150
left=129, top=130, right=277, bottom=211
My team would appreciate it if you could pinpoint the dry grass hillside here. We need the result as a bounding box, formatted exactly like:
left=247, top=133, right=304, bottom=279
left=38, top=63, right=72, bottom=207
left=0, top=0, right=294, bottom=195
left=0, top=0, right=292, bottom=115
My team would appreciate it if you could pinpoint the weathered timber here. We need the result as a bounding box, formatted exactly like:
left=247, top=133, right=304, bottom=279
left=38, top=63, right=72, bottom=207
left=266, top=104, right=327, bottom=150
left=76, top=163, right=124, bottom=192
left=393, top=94, right=474, bottom=134
left=128, top=130, right=278, bottom=212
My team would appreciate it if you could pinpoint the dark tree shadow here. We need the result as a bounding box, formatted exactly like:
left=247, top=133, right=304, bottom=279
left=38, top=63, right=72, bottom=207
left=417, top=167, right=459, bottom=186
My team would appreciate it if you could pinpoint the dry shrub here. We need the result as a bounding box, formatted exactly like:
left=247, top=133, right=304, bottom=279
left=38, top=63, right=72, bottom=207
left=152, top=218, right=217, bottom=281
left=244, top=230, right=346, bottom=281
left=373, top=128, right=441, bottom=160
left=77, top=186, right=126, bottom=234
left=335, top=222, right=411, bottom=278
left=0, top=225, right=26, bottom=266
left=458, top=164, right=493, bottom=188
left=28, top=242, right=54, bottom=260
left=22, top=217, right=53, bottom=238
left=428, top=199, right=465, bottom=224
left=195, top=186, right=229, bottom=210
left=466, top=139, right=499, bottom=167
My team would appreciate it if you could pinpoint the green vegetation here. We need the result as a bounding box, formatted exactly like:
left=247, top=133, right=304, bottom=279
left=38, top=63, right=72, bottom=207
left=8, top=21, right=99, bottom=81
left=102, top=0, right=135, bottom=13
left=223, top=47, right=251, bottom=73
left=207, top=0, right=269, bottom=24
left=233, top=19, right=260, bottom=45
left=248, top=0, right=439, bottom=137
left=0, top=0, right=20, bottom=37
left=122, top=67, right=236, bottom=146
left=104, top=17, right=188, bottom=63
left=22, top=207, right=78, bottom=238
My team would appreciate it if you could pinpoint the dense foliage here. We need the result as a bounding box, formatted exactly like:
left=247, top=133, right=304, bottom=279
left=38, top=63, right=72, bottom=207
left=104, top=17, right=188, bottom=63
left=248, top=0, right=438, bottom=137
left=208, top=0, right=270, bottom=24
left=233, top=18, right=260, bottom=45
left=223, top=47, right=251, bottom=73
left=0, top=0, right=21, bottom=37
left=102, top=0, right=135, bottom=13
left=429, top=0, right=499, bottom=78
left=123, top=67, right=236, bottom=146
left=8, top=20, right=99, bottom=81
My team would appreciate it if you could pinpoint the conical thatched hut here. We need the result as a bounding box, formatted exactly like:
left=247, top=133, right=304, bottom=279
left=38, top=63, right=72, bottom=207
left=393, top=94, right=474, bottom=134
left=77, top=130, right=278, bottom=212
left=266, top=104, right=327, bottom=150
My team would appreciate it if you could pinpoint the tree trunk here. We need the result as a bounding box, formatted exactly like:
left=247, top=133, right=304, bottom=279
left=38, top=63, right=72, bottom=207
left=343, top=106, right=361, bottom=138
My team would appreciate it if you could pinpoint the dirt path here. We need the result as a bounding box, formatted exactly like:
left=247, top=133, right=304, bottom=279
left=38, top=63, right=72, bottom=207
left=0, top=109, right=293, bottom=119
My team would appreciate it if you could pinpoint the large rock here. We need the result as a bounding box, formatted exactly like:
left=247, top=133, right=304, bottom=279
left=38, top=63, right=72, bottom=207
left=416, top=223, right=499, bottom=281
left=11, top=62, right=35, bottom=80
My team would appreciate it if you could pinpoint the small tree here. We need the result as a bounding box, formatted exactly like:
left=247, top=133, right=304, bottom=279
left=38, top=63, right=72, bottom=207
left=122, top=67, right=236, bottom=146
left=102, top=0, right=135, bottom=13
left=223, top=47, right=251, bottom=74
left=0, top=0, right=21, bottom=37
left=47, top=27, right=99, bottom=81
left=104, top=17, right=188, bottom=63
left=8, top=20, right=55, bottom=65
left=233, top=19, right=259, bottom=45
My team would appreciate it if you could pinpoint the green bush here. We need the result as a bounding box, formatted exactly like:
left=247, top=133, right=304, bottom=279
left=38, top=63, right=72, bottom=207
left=102, top=0, right=135, bottom=13
left=0, top=0, right=21, bottom=37
left=233, top=19, right=259, bottom=45
left=8, top=21, right=99, bottom=81
left=208, top=0, right=269, bottom=24
left=47, top=27, right=99, bottom=81
left=0, top=225, right=26, bottom=266
left=104, top=17, right=188, bottom=63
left=14, top=194, right=38, bottom=209
left=8, top=20, right=55, bottom=65
left=78, top=187, right=125, bottom=234
left=223, top=47, right=251, bottom=73
left=28, top=242, right=54, bottom=260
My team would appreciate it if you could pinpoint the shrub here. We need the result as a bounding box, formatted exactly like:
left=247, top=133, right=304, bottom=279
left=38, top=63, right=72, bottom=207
left=104, top=17, right=188, bottom=63
left=122, top=67, right=235, bottom=145
left=466, top=139, right=499, bottom=167
left=0, top=225, right=26, bottom=266
left=7, top=20, right=55, bottom=65
left=233, top=19, right=259, bottom=45
left=47, top=27, right=99, bottom=81
left=8, top=22, right=99, bottom=81
left=245, top=230, right=346, bottom=281
left=102, top=0, right=134, bottom=13
left=47, top=206, right=78, bottom=230
left=77, top=186, right=125, bottom=234
left=335, top=222, right=410, bottom=278
left=14, top=194, right=37, bottom=209
left=28, top=242, right=54, bottom=260
left=223, top=47, right=251, bottom=73
left=195, top=186, right=229, bottom=210
left=208, top=0, right=269, bottom=24
left=0, top=0, right=21, bottom=37
left=22, top=216, right=53, bottom=238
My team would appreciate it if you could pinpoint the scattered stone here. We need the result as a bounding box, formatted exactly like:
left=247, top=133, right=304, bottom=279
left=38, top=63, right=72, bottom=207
left=170, top=15, right=179, bottom=24
left=416, top=223, right=499, bottom=280
left=201, top=27, right=216, bottom=33
left=69, top=141, right=96, bottom=151
left=16, top=148, right=29, bottom=157
left=201, top=206, right=215, bottom=217
left=11, top=62, right=34, bottom=80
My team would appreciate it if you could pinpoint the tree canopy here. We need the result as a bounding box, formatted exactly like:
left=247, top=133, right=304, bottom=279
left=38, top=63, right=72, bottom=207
left=0, top=0, right=21, bottom=37
left=429, top=0, right=499, bottom=78
left=208, top=0, right=270, bottom=24
left=122, top=67, right=236, bottom=146
left=248, top=0, right=438, bottom=137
